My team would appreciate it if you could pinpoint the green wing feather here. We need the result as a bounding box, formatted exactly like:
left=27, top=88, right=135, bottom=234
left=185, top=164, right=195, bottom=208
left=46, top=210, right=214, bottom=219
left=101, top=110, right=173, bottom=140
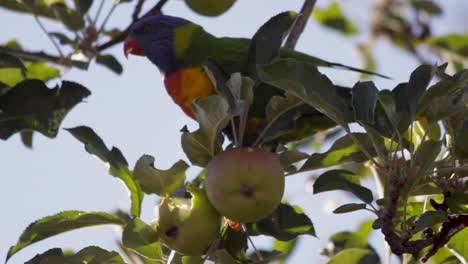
left=175, top=24, right=389, bottom=78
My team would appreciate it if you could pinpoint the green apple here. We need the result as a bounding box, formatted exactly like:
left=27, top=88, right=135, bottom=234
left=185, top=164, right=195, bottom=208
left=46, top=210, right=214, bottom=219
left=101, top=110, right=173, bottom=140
left=156, top=187, right=221, bottom=255
left=184, top=0, right=236, bottom=17
left=205, top=147, right=285, bottom=223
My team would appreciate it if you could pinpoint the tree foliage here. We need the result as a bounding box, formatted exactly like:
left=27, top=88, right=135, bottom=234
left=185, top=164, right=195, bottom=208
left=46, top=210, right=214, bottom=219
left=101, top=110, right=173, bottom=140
left=1, top=0, right=467, bottom=264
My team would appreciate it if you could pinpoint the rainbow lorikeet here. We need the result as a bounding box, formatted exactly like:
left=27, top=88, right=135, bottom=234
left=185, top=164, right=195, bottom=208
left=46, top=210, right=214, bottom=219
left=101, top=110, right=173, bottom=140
left=124, top=15, right=384, bottom=121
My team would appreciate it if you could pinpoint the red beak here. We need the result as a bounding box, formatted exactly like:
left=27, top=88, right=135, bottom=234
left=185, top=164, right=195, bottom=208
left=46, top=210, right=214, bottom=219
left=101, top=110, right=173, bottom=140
left=124, top=37, right=143, bottom=58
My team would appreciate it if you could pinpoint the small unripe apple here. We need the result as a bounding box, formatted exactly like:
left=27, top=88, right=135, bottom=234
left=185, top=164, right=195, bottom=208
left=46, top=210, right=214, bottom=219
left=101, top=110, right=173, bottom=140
left=156, top=187, right=221, bottom=255
left=205, top=147, right=285, bottom=223
left=184, top=0, right=236, bottom=17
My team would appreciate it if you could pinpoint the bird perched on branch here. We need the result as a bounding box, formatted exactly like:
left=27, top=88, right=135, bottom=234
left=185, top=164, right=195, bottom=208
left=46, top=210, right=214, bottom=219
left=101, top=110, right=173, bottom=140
left=124, top=14, right=385, bottom=120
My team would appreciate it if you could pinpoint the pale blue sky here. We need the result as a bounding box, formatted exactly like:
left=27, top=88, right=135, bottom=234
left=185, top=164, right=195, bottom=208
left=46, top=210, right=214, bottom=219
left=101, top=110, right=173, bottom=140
left=1, top=0, right=466, bottom=263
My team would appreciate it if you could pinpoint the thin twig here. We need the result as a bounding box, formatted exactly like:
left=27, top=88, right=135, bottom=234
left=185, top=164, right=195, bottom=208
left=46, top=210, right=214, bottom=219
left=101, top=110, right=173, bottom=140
left=132, top=0, right=147, bottom=21
left=242, top=224, right=263, bottom=261
left=285, top=0, right=317, bottom=49
left=95, top=0, right=169, bottom=51
left=19, top=0, right=64, bottom=57
left=98, top=2, right=118, bottom=34
left=93, top=0, right=105, bottom=26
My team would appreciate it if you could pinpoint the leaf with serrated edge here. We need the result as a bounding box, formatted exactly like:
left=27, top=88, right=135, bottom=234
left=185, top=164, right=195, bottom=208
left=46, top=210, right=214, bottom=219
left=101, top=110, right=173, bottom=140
left=313, top=169, right=373, bottom=203
left=6, top=211, right=126, bottom=262
left=133, top=155, right=188, bottom=196
left=67, top=126, right=144, bottom=216
left=258, top=59, right=351, bottom=130
left=29, top=246, right=125, bottom=264
left=122, top=217, right=162, bottom=261
left=183, top=95, right=231, bottom=167
left=0, top=80, right=88, bottom=139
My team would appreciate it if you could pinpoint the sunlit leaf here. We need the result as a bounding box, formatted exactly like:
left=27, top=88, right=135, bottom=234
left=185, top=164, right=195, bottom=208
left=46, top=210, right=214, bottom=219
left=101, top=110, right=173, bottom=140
left=133, top=154, right=188, bottom=196
left=300, top=133, right=376, bottom=171
left=67, top=126, right=144, bottom=216
left=429, top=34, right=468, bottom=57
left=326, top=248, right=371, bottom=264
left=122, top=217, right=162, bottom=262
left=313, top=2, right=358, bottom=36
left=6, top=211, right=126, bottom=262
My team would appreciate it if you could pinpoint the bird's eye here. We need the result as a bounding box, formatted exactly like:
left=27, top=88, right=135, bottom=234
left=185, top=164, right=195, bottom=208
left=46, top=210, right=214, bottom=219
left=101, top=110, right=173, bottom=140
left=143, top=24, right=153, bottom=33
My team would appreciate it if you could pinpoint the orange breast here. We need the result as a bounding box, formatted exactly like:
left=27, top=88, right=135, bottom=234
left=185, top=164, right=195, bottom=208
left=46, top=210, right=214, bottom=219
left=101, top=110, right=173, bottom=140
left=164, top=67, right=217, bottom=119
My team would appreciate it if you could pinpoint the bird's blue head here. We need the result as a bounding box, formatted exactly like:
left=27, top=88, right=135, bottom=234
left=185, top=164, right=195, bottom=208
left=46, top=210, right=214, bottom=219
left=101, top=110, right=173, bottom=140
left=124, top=15, right=191, bottom=74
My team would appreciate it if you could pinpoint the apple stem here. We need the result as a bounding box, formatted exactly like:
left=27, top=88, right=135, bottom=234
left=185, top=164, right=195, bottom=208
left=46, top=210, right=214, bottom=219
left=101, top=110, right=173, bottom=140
left=230, top=119, right=240, bottom=147
left=243, top=224, right=264, bottom=261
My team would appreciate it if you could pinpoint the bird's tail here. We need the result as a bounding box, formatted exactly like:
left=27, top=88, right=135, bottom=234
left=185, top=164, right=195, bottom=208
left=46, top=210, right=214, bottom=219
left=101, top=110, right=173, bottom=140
left=326, top=61, right=390, bottom=79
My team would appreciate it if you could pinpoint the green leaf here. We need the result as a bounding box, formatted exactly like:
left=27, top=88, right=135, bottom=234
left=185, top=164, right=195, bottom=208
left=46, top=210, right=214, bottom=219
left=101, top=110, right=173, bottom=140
left=182, top=95, right=231, bottom=167
left=260, top=92, right=306, bottom=143
left=0, top=80, right=89, bottom=140
left=394, top=65, right=434, bottom=114
left=333, top=203, right=367, bottom=214
left=96, top=54, right=123, bottom=75
left=278, top=149, right=309, bottom=173
left=258, top=58, right=352, bottom=129
left=202, top=59, right=241, bottom=115
left=313, top=170, right=373, bottom=203
left=453, top=128, right=468, bottom=159
left=122, top=217, right=162, bottom=262
left=0, top=0, right=57, bottom=20
left=20, top=130, right=34, bottom=148
left=25, top=248, right=64, bottom=264
left=247, top=202, right=316, bottom=241
left=50, top=32, right=75, bottom=46
left=377, top=89, right=412, bottom=135
left=248, top=11, right=298, bottom=77
left=0, top=61, right=60, bottom=87
left=447, top=227, right=468, bottom=263
left=313, top=2, right=358, bottom=36
left=326, top=248, right=371, bottom=264
left=29, top=246, right=126, bottom=264
left=411, top=0, right=442, bottom=15
left=67, top=126, right=144, bottom=216
left=227, top=73, right=254, bottom=107
left=413, top=140, right=442, bottom=172
left=273, top=239, right=297, bottom=264
left=446, top=191, right=468, bottom=214
left=413, top=210, right=448, bottom=233
left=300, top=133, right=376, bottom=171
left=352, top=81, right=378, bottom=125
left=220, top=227, right=248, bottom=261
left=133, top=155, right=188, bottom=196
left=428, top=34, right=468, bottom=57
left=74, top=0, right=93, bottom=14
left=324, top=219, right=379, bottom=259
left=0, top=51, right=26, bottom=72
left=51, top=3, right=85, bottom=31
left=6, top=211, right=126, bottom=262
